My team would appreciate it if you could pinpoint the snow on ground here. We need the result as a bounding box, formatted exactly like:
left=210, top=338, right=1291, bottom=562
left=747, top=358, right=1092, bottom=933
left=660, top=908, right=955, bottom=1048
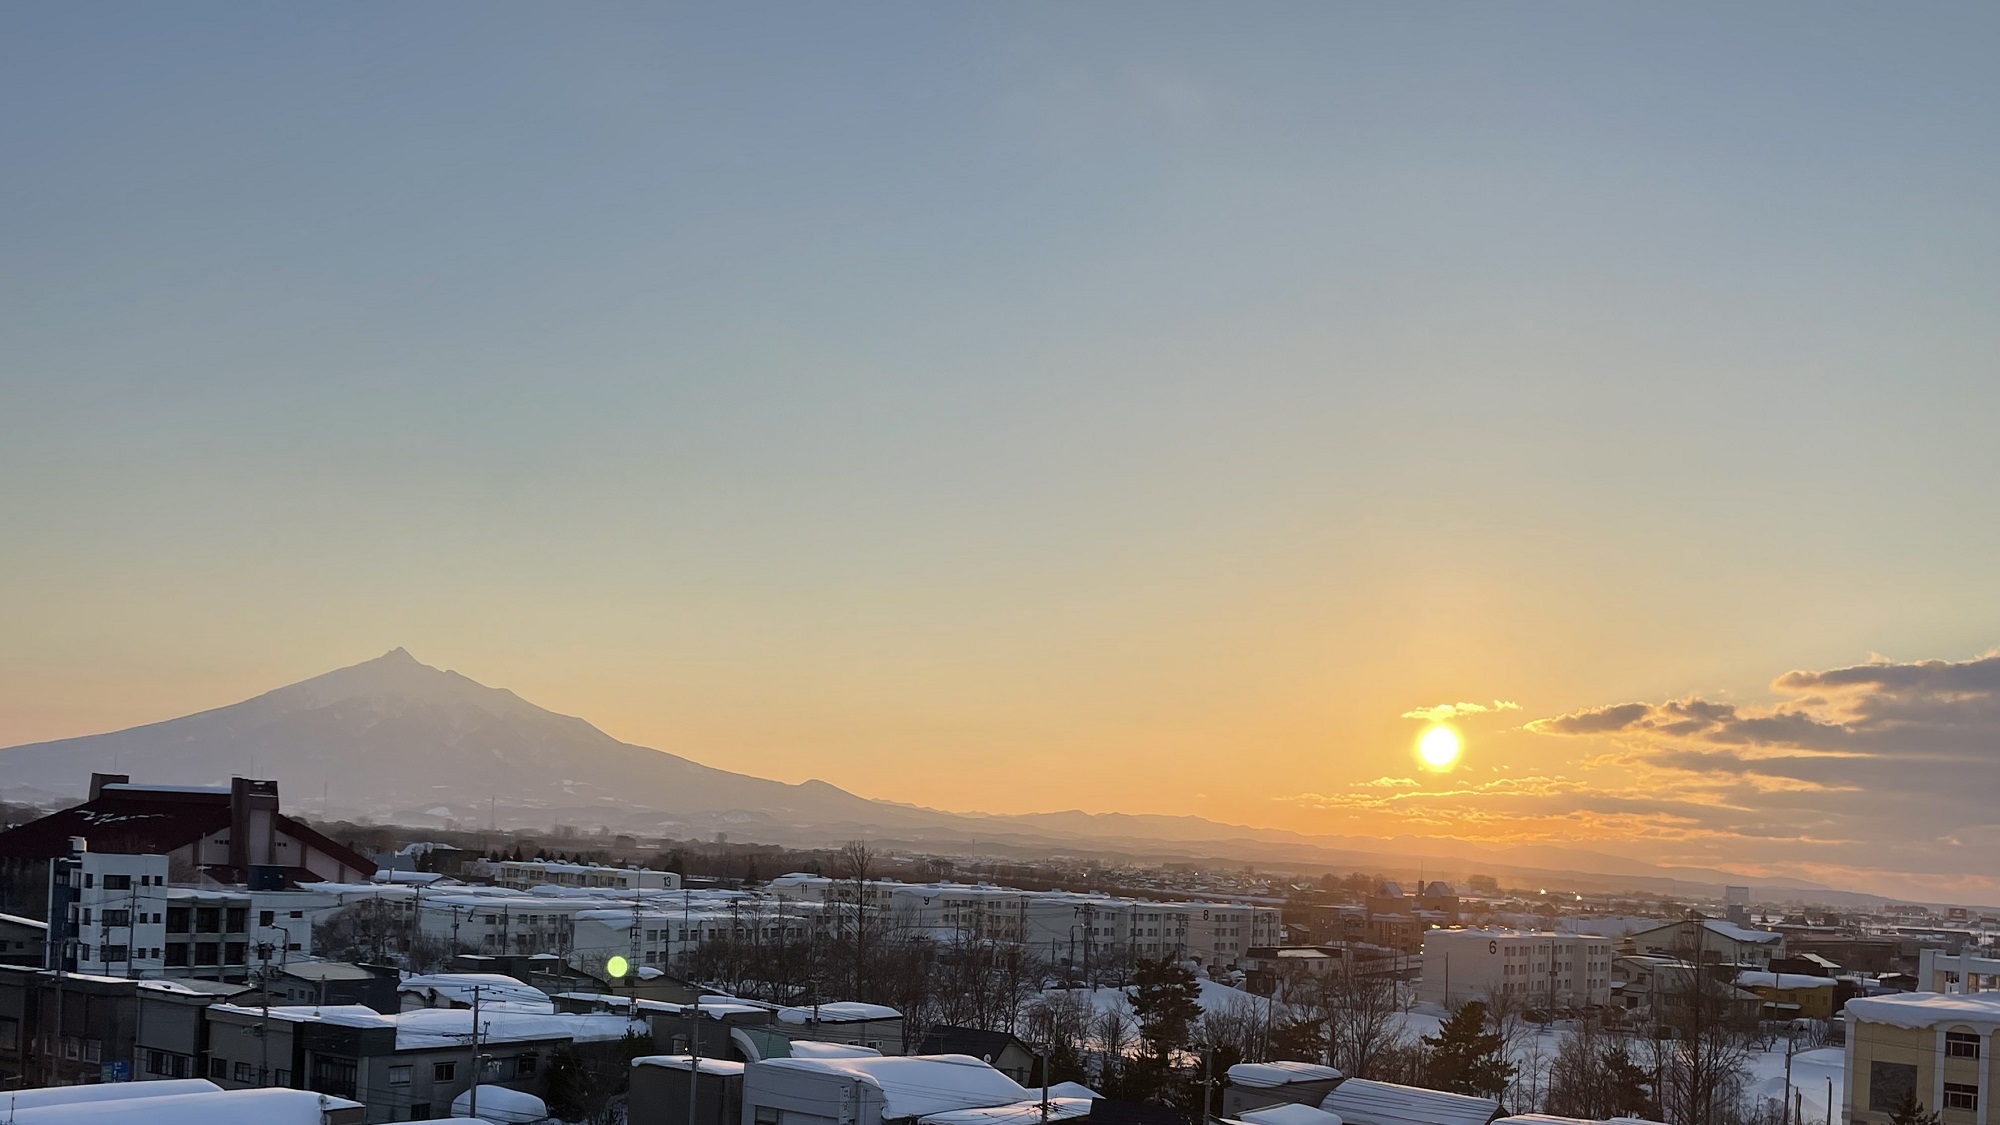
left=1744, top=1045, right=1843, bottom=1124
left=1055, top=977, right=1285, bottom=1026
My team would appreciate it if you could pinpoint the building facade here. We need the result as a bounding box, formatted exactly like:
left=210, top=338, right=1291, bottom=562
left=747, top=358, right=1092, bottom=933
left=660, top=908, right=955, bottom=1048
left=1418, top=929, right=1615, bottom=1009
left=1845, top=992, right=2000, bottom=1125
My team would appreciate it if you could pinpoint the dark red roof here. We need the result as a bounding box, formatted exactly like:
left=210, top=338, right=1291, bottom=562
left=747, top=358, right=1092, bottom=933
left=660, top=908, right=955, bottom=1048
left=0, top=790, right=375, bottom=881
left=0, top=794, right=232, bottom=859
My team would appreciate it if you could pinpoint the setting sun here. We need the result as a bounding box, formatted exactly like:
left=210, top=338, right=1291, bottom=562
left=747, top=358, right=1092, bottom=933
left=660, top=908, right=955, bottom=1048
left=1417, top=725, right=1462, bottom=770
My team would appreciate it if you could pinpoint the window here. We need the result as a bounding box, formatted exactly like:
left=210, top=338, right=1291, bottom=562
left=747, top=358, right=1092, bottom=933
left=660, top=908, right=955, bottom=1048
left=755, top=1108, right=782, bottom=1125
left=225, top=908, right=248, bottom=933
left=225, top=942, right=247, bottom=964
left=165, top=944, right=190, bottom=966
left=235, top=1061, right=254, bottom=1083
left=1871, top=1062, right=1918, bottom=1114
left=196, top=908, right=221, bottom=933
left=100, top=944, right=129, bottom=963
left=289, top=910, right=302, bottom=919
left=166, top=907, right=191, bottom=933
left=103, top=909, right=131, bottom=927
left=411, top=1105, right=431, bottom=1120
left=260, top=910, right=275, bottom=927
left=105, top=873, right=133, bottom=890
left=148, top=1050, right=169, bottom=1075
left=1948, top=1031, right=1981, bottom=1059
left=433, top=1061, right=456, bottom=1081
left=83, top=873, right=94, bottom=888
left=516, top=1053, right=538, bottom=1078
left=1946, top=1084, right=1979, bottom=1112
left=195, top=942, right=220, bottom=966
left=210, top=1057, right=227, bottom=1079
left=389, top=1064, right=413, bottom=1086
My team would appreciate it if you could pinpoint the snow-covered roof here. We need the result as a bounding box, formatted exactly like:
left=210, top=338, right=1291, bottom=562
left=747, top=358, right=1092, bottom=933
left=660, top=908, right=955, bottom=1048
left=1321, top=1078, right=1497, bottom=1125
left=1228, top=1061, right=1344, bottom=1088
left=789, top=1041, right=886, bottom=1058
left=1634, top=919, right=1781, bottom=945
left=635, top=1054, right=749, bottom=1075
left=757, top=1055, right=1031, bottom=1118
left=4, top=1087, right=365, bottom=1124
left=399, top=972, right=552, bottom=1011
left=394, top=1006, right=643, bottom=1049
left=1048, top=1082, right=1099, bottom=1100
left=0, top=1080, right=220, bottom=1110
left=777, top=1000, right=902, bottom=1023
left=1846, top=991, right=2000, bottom=1031
left=450, top=1084, right=549, bottom=1124
left=1734, top=972, right=1834, bottom=991
left=919, top=1097, right=1094, bottom=1125
left=1240, top=1102, right=1345, bottom=1125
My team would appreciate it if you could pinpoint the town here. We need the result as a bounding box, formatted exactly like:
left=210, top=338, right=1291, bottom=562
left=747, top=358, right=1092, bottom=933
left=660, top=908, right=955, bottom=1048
left=1, top=774, right=1994, bottom=1125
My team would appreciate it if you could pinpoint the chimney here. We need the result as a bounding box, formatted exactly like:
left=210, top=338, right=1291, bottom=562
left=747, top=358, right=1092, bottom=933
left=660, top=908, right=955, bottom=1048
left=229, top=777, right=282, bottom=870
left=88, top=773, right=130, bottom=801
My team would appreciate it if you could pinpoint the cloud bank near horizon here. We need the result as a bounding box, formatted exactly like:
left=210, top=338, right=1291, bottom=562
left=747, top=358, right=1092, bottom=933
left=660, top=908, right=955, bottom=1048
left=1298, top=652, right=2000, bottom=900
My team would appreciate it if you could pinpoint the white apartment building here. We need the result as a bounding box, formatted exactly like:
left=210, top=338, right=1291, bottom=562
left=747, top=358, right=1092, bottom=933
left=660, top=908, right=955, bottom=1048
left=1419, top=928, right=1615, bottom=1009
left=66, top=852, right=171, bottom=977
left=494, top=860, right=681, bottom=892
left=766, top=875, right=1282, bottom=968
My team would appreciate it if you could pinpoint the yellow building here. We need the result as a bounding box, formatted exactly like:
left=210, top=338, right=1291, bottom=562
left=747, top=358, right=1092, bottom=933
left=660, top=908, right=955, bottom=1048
left=1845, top=992, right=2000, bottom=1125
left=1735, top=970, right=1838, bottom=1020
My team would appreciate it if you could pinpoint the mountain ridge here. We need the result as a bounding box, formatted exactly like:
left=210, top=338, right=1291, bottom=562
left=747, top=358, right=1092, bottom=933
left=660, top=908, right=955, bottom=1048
left=0, top=649, right=1814, bottom=895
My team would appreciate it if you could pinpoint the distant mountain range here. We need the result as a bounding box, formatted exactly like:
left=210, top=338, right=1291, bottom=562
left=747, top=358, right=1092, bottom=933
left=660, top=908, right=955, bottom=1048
left=0, top=649, right=1850, bottom=901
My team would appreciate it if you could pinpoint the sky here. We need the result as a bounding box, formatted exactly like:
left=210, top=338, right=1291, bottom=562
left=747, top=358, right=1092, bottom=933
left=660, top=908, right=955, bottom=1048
left=4, top=4, right=1999, bottom=900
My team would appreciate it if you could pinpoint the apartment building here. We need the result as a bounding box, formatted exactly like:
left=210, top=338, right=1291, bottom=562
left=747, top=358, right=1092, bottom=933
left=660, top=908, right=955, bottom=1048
left=495, top=860, right=681, bottom=892
left=1418, top=928, right=1615, bottom=1009
left=766, top=875, right=1282, bottom=968
left=1845, top=991, right=2000, bottom=1125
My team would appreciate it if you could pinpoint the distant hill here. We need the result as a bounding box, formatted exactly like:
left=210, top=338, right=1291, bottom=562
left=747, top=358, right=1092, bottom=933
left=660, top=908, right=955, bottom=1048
left=0, top=649, right=1822, bottom=898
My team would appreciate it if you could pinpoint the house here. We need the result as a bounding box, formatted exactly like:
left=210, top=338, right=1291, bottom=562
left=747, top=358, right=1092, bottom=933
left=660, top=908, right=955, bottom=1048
left=1221, top=1060, right=1344, bottom=1117
left=0, top=911, right=46, bottom=966
left=1319, top=1077, right=1500, bottom=1125
left=915, top=1027, right=1039, bottom=1085
left=0, top=1081, right=365, bottom=1124
left=1627, top=919, right=1783, bottom=968
left=0, top=964, right=150, bottom=1086
left=741, top=1054, right=1032, bottom=1125
left=1239, top=947, right=1339, bottom=996
left=0, top=776, right=376, bottom=923
left=269, top=961, right=401, bottom=1013
left=629, top=1055, right=746, bottom=1125
left=774, top=1001, right=904, bottom=1054
left=1844, top=991, right=2000, bottom=1124
left=1730, top=970, right=1838, bottom=1020
left=201, top=1001, right=644, bottom=1123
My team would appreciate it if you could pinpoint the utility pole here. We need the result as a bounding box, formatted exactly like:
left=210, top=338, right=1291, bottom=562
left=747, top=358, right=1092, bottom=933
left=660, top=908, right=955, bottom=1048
left=468, top=985, right=483, bottom=1120
left=688, top=990, right=703, bottom=1125
left=1039, top=1043, right=1051, bottom=1125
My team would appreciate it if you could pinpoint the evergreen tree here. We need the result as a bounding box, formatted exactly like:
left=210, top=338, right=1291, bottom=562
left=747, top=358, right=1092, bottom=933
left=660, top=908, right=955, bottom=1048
left=1270, top=1018, right=1329, bottom=1064
left=1421, top=1002, right=1515, bottom=1098
left=1130, top=958, right=1204, bottom=1062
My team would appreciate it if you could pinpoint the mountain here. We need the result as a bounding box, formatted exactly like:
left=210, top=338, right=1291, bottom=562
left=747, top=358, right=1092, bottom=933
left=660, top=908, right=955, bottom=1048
left=0, top=649, right=1810, bottom=897
left=0, top=648, right=933, bottom=836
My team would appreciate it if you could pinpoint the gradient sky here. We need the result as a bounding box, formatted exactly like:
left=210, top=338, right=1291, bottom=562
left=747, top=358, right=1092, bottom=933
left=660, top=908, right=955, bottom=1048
left=5, top=4, right=1999, bottom=899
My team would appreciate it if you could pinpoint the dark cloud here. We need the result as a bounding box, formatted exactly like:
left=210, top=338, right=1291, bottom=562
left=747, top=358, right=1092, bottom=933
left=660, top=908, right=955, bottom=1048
left=1520, top=650, right=2000, bottom=893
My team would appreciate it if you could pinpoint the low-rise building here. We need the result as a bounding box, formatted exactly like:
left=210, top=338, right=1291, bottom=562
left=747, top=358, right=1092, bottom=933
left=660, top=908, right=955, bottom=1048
left=1419, top=929, right=1614, bottom=1009
left=1844, top=991, right=2000, bottom=1125
left=1628, top=918, right=1783, bottom=968
left=1732, top=970, right=1838, bottom=1021
left=741, top=1054, right=1032, bottom=1125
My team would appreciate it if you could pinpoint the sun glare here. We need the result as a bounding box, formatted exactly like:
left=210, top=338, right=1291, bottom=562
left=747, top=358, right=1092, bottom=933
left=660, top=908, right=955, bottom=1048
left=1417, top=725, right=1462, bottom=770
